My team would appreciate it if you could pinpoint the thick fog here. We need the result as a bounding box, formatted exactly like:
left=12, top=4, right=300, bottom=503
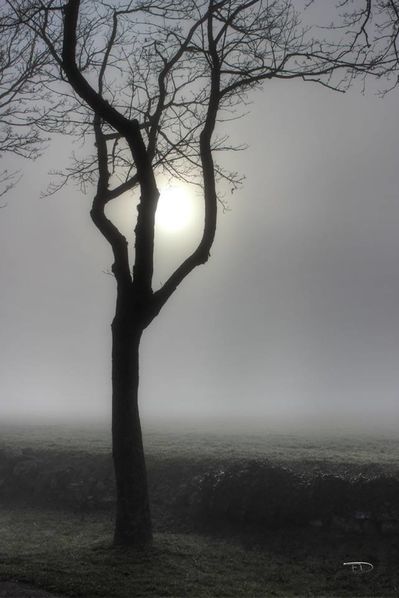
left=1, top=78, right=399, bottom=434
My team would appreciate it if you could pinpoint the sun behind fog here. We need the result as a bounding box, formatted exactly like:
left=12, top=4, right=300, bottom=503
left=156, top=185, right=194, bottom=232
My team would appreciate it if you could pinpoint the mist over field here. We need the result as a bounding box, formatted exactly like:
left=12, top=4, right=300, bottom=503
left=1, top=411, right=399, bottom=450
left=2, top=82, right=399, bottom=438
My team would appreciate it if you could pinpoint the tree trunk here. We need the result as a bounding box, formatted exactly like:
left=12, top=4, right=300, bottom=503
left=111, top=294, right=152, bottom=547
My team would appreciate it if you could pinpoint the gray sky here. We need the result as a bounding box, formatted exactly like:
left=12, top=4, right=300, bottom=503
left=1, top=75, right=399, bottom=433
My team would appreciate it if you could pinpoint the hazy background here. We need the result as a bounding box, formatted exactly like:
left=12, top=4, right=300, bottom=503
left=1, top=77, right=399, bottom=434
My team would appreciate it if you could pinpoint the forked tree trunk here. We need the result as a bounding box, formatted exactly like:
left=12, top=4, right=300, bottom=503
left=111, top=293, right=152, bottom=546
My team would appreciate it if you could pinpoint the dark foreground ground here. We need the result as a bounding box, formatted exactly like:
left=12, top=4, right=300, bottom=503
left=1, top=422, right=399, bottom=597
left=0, top=581, right=64, bottom=597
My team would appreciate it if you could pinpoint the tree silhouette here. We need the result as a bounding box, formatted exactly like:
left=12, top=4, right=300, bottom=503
left=4, top=0, right=372, bottom=546
left=0, top=10, right=50, bottom=197
left=340, top=0, right=399, bottom=93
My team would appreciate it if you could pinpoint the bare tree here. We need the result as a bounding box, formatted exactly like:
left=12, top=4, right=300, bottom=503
left=5, top=0, right=371, bottom=546
left=0, top=9, right=50, bottom=197
left=335, top=0, right=399, bottom=91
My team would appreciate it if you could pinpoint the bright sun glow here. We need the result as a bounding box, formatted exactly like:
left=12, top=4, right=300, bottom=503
left=156, top=185, right=194, bottom=232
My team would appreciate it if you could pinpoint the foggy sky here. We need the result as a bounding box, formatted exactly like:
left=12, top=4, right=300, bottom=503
left=1, top=76, right=399, bottom=433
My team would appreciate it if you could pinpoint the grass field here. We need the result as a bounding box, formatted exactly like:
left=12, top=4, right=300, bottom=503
left=1, top=421, right=399, bottom=597
left=2, top=419, right=399, bottom=465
